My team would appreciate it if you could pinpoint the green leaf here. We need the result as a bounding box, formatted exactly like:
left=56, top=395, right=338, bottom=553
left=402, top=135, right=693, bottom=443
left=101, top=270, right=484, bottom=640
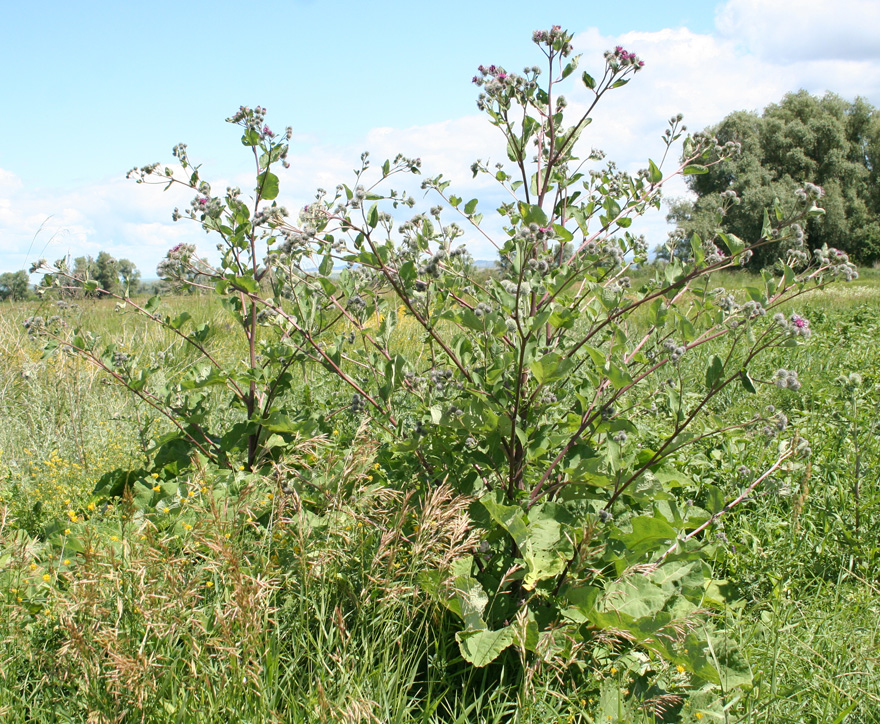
left=718, top=232, right=745, bottom=256
left=464, top=198, right=478, bottom=215
left=367, top=203, right=379, bottom=228
left=144, top=295, right=161, bottom=314
left=648, top=159, right=663, bottom=184
left=456, top=627, right=515, bottom=667
left=683, top=164, right=708, bottom=175
left=480, top=492, right=528, bottom=549
left=705, top=354, right=724, bottom=390
left=615, top=516, right=677, bottom=558
left=257, top=171, right=279, bottom=200
left=740, top=370, right=757, bottom=394
left=520, top=203, right=548, bottom=226
left=319, top=255, right=333, bottom=276
left=241, top=129, right=260, bottom=146
left=581, top=71, right=596, bottom=90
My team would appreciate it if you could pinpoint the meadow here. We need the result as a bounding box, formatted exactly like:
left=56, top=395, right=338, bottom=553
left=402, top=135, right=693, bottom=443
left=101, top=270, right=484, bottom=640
left=0, top=269, right=878, bottom=723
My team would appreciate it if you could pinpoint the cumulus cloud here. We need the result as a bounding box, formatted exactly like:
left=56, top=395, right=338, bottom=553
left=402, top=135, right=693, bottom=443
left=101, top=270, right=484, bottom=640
left=716, top=0, right=880, bottom=63
left=0, top=171, right=196, bottom=279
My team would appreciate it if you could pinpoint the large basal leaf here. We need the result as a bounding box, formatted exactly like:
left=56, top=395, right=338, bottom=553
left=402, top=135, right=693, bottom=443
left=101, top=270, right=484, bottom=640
left=456, top=626, right=515, bottom=667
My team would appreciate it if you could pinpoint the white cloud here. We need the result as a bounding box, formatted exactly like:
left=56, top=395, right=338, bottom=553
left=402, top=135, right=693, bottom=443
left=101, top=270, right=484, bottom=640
left=716, top=0, right=880, bottom=63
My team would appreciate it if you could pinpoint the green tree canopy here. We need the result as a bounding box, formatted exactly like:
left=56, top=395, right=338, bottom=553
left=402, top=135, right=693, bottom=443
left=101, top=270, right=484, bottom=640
left=668, top=91, right=880, bottom=267
left=0, top=270, right=30, bottom=301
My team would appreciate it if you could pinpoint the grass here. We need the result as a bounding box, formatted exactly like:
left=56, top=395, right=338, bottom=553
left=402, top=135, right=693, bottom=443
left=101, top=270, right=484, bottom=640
left=1, top=276, right=879, bottom=722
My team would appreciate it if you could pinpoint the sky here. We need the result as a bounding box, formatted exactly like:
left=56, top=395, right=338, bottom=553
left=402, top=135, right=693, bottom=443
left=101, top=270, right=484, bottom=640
left=2, top=0, right=879, bottom=278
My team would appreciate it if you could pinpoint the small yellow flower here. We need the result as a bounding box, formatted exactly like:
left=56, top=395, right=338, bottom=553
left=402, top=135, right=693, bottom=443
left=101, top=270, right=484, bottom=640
left=163, top=507, right=170, bottom=514
left=42, top=573, right=51, bottom=582
left=610, top=667, right=618, bottom=675
left=332, top=429, right=339, bottom=436
left=224, top=533, right=231, bottom=539
left=187, top=490, right=195, bottom=497
left=373, top=463, right=380, bottom=470
left=87, top=502, right=96, bottom=511
left=29, top=563, right=38, bottom=572
left=238, top=465, right=245, bottom=471
left=63, top=559, right=70, bottom=566
left=200, top=486, right=207, bottom=494
left=64, top=528, right=71, bottom=535
left=110, top=536, right=119, bottom=542
left=182, top=523, right=192, bottom=531
left=695, top=714, right=704, bottom=721
left=677, top=664, right=686, bottom=673
left=267, top=493, right=273, bottom=499
left=134, top=606, right=141, bottom=613
left=205, top=581, right=214, bottom=588
left=153, top=485, right=161, bottom=492
left=151, top=473, right=159, bottom=479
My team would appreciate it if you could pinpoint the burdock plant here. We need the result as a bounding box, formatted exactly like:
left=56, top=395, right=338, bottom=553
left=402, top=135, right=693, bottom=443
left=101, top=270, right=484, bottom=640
left=34, top=25, right=854, bottom=717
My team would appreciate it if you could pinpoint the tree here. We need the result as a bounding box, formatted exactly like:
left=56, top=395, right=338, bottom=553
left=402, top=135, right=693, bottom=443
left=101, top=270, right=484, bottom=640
left=117, top=259, right=141, bottom=292
left=94, top=252, right=120, bottom=295
left=0, top=270, right=30, bottom=301
left=669, top=91, right=880, bottom=267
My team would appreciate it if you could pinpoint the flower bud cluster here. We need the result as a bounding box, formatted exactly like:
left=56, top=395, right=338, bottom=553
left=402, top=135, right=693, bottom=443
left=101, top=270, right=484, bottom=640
left=605, top=45, right=645, bottom=70
left=813, top=245, right=858, bottom=281
left=125, top=163, right=161, bottom=182
left=774, top=368, right=801, bottom=390
left=473, top=302, right=493, bottom=318
left=418, top=249, right=450, bottom=279
left=703, top=240, right=726, bottom=265
left=836, top=372, right=862, bottom=389
left=531, top=26, right=573, bottom=53
left=473, top=63, right=540, bottom=109
left=350, top=393, right=365, bottom=414
left=773, top=313, right=811, bottom=338
left=794, top=183, right=824, bottom=201
left=740, top=300, right=766, bottom=319
left=253, top=205, right=289, bottom=228
left=663, top=339, right=687, bottom=364
left=720, top=189, right=741, bottom=205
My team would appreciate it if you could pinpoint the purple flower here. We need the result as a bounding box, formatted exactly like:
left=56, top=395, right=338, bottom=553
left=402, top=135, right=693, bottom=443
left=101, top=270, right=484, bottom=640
left=791, top=315, right=808, bottom=329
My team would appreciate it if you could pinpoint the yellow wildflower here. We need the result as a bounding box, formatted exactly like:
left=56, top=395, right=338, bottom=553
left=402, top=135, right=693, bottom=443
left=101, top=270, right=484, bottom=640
left=42, top=573, right=51, bottom=582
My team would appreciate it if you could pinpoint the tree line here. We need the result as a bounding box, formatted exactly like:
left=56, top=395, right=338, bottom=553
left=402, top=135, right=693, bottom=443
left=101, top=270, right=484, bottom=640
left=0, top=253, right=141, bottom=301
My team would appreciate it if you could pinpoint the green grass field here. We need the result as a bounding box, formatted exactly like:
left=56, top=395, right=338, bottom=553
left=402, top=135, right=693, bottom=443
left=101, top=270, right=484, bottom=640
left=1, top=271, right=879, bottom=723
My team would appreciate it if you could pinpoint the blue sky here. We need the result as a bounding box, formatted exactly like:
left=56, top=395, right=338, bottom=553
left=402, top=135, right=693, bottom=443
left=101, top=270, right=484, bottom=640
left=2, top=0, right=879, bottom=277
